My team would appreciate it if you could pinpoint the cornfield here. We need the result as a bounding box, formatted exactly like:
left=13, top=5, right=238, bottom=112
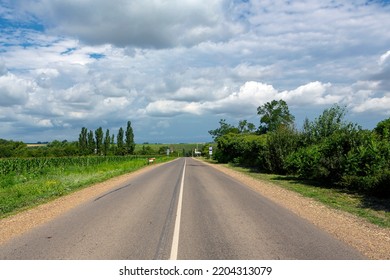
left=0, top=156, right=145, bottom=176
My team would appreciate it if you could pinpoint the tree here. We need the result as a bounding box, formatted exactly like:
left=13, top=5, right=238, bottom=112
left=301, top=104, right=354, bottom=145
left=125, top=121, right=135, bottom=154
left=78, top=127, right=88, bottom=155
left=257, top=99, right=295, bottom=133
left=95, top=127, right=104, bottom=155
left=208, top=119, right=240, bottom=140
left=87, top=130, right=95, bottom=154
left=117, top=127, right=124, bottom=155
left=238, top=120, right=256, bottom=134
left=103, top=129, right=110, bottom=156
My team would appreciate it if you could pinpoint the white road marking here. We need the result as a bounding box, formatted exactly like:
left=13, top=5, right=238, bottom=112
left=169, top=158, right=186, bottom=260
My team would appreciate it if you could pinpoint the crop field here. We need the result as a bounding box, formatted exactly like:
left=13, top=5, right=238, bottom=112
left=0, top=155, right=174, bottom=218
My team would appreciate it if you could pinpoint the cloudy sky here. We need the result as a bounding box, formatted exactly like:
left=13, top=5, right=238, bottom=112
left=1, top=0, right=389, bottom=143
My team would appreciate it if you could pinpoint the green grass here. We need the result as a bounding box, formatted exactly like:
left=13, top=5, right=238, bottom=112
left=0, top=156, right=174, bottom=218
left=212, top=161, right=390, bottom=228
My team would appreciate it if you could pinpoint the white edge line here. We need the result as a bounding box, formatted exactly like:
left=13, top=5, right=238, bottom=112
left=169, top=158, right=186, bottom=260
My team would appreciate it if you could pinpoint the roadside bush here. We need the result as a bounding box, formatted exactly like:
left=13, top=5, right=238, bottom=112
left=215, top=133, right=267, bottom=168
left=262, top=127, right=299, bottom=174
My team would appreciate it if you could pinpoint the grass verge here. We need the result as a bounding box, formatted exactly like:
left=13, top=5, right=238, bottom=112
left=0, top=156, right=174, bottom=219
left=215, top=161, right=390, bottom=228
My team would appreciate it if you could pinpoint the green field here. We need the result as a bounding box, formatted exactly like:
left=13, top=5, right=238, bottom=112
left=0, top=155, right=174, bottom=218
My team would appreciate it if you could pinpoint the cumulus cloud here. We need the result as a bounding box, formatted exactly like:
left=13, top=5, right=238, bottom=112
left=1, top=0, right=390, bottom=142
left=0, top=73, right=33, bottom=107
left=371, top=49, right=390, bottom=91
left=141, top=81, right=346, bottom=117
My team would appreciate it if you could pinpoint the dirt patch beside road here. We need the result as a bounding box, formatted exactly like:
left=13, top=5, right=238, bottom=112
left=201, top=160, right=390, bottom=260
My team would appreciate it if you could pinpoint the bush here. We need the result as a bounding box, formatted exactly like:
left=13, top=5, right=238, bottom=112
left=262, top=127, right=299, bottom=174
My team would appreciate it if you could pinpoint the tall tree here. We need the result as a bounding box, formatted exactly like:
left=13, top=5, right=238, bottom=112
left=125, top=121, right=135, bottom=154
left=78, top=127, right=88, bottom=155
left=87, top=130, right=95, bottom=154
left=103, top=129, right=110, bottom=156
left=257, top=99, right=295, bottom=133
left=117, top=127, right=124, bottom=155
left=95, top=127, right=104, bottom=155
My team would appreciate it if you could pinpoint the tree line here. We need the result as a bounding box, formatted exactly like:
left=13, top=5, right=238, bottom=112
left=78, top=121, right=135, bottom=156
left=210, top=100, right=390, bottom=198
left=0, top=121, right=136, bottom=158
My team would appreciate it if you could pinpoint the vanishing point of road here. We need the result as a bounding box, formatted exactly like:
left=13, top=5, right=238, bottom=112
left=0, top=157, right=363, bottom=260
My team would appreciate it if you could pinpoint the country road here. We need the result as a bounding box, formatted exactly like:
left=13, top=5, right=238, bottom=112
left=0, top=157, right=364, bottom=260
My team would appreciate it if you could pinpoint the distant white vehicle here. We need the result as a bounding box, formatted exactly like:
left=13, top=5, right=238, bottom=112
left=194, top=149, right=201, bottom=156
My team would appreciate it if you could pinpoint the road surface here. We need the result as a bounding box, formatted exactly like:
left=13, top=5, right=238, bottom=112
left=0, top=158, right=364, bottom=259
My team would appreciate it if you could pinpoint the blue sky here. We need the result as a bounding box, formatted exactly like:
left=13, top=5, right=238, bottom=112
left=0, top=0, right=389, bottom=143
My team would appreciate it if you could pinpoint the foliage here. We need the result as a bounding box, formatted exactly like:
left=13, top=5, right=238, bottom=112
left=257, top=99, right=295, bottom=134
left=214, top=133, right=267, bottom=167
left=374, top=117, right=390, bottom=140
left=116, top=127, right=124, bottom=155
left=211, top=101, right=390, bottom=198
left=0, top=139, right=27, bottom=158
left=125, top=121, right=136, bottom=154
left=262, top=126, right=299, bottom=174
left=208, top=119, right=240, bottom=140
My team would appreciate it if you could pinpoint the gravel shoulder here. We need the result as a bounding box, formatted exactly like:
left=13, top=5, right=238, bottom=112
left=1, top=158, right=389, bottom=259
left=199, top=159, right=390, bottom=260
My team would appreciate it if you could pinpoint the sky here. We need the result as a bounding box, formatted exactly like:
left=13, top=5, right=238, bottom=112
left=0, top=0, right=389, bottom=143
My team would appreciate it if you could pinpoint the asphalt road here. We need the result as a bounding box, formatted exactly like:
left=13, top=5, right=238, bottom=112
left=0, top=157, right=364, bottom=259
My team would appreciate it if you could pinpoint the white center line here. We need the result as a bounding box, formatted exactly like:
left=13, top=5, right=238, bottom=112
left=169, top=158, right=186, bottom=260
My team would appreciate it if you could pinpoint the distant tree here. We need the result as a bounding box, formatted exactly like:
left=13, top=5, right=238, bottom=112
left=103, top=129, right=110, bottom=156
left=95, top=127, right=104, bottom=155
left=78, top=127, right=88, bottom=155
left=117, top=127, right=124, bottom=155
left=87, top=130, right=95, bottom=154
left=125, top=121, right=135, bottom=154
left=257, top=99, right=295, bottom=133
left=208, top=119, right=240, bottom=140
left=0, top=139, right=27, bottom=158
left=238, top=120, right=256, bottom=134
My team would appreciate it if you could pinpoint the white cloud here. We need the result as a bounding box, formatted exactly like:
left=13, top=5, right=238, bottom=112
left=379, top=50, right=390, bottom=66
left=1, top=0, right=390, bottom=142
left=353, top=94, right=390, bottom=115
left=19, top=0, right=241, bottom=48
left=0, top=73, right=33, bottom=107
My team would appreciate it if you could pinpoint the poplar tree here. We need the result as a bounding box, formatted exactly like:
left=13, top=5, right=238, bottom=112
left=87, top=130, right=95, bottom=154
left=78, top=127, right=88, bottom=155
left=117, top=127, right=124, bottom=155
left=95, top=127, right=103, bottom=155
left=103, top=129, right=110, bottom=156
left=125, top=121, right=135, bottom=154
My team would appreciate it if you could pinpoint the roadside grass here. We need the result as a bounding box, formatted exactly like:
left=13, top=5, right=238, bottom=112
left=207, top=160, right=390, bottom=228
left=0, top=156, right=174, bottom=219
